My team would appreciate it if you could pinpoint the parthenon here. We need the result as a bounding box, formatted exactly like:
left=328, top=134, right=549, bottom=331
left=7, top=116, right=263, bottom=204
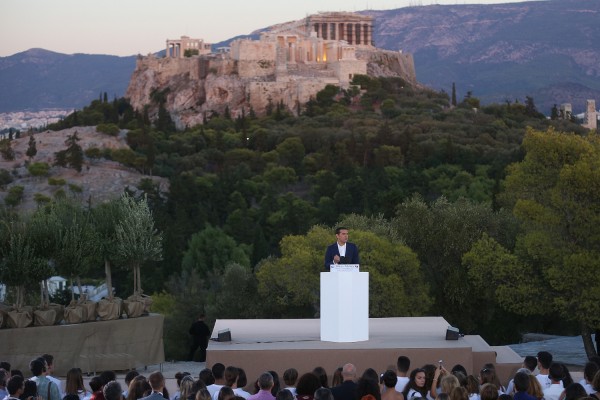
left=306, top=12, right=374, bottom=46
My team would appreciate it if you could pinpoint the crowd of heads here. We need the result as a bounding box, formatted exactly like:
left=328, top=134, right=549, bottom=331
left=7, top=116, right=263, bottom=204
left=2, top=350, right=600, bottom=400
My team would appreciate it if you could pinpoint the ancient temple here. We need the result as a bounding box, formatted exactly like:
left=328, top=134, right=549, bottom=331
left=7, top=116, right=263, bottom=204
left=166, top=36, right=212, bottom=58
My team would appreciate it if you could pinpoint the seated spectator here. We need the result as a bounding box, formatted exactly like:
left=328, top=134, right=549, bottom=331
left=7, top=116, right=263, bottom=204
left=512, top=372, right=536, bottom=400
left=65, top=368, right=92, bottom=400
left=402, top=368, right=428, bottom=400
left=536, top=352, right=554, bottom=390
left=21, top=379, right=38, bottom=400
left=6, top=375, right=25, bottom=400
left=356, top=378, right=380, bottom=400
left=297, top=374, right=322, bottom=400
left=331, top=369, right=343, bottom=389
left=90, top=377, right=105, bottom=400
left=195, top=390, right=211, bottom=400
left=199, top=371, right=215, bottom=388
left=124, top=372, right=141, bottom=398
left=396, top=358, right=411, bottom=394
left=282, top=369, right=298, bottom=396
left=361, top=370, right=379, bottom=386
left=126, top=376, right=150, bottom=400
left=561, top=365, right=574, bottom=389
left=314, top=389, right=334, bottom=400
left=580, top=363, right=599, bottom=395
left=479, top=384, right=498, bottom=400
left=440, top=376, right=460, bottom=397
left=1, top=369, right=9, bottom=400
left=275, top=390, right=293, bottom=400
left=217, top=387, right=235, bottom=400
left=248, top=373, right=275, bottom=400
left=268, top=372, right=280, bottom=397
left=381, top=370, right=404, bottom=400
left=507, top=357, right=538, bottom=395
left=172, top=373, right=192, bottom=400
left=313, top=368, right=329, bottom=389
left=331, top=364, right=358, bottom=400
left=104, top=382, right=123, bottom=400
left=562, top=384, right=587, bottom=400
left=526, top=376, right=543, bottom=400
left=544, top=364, right=565, bottom=400
left=234, top=369, right=251, bottom=399
left=465, top=376, right=480, bottom=400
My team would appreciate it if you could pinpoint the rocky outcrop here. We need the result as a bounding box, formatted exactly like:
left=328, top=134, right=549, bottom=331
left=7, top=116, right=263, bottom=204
left=126, top=49, right=416, bottom=130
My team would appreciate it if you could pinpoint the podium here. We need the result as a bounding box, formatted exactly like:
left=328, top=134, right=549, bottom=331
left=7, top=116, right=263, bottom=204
left=320, top=267, right=369, bottom=342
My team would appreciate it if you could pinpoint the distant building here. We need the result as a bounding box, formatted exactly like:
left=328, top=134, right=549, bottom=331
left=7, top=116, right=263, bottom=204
left=166, top=36, right=212, bottom=58
left=559, top=103, right=572, bottom=120
left=583, top=99, right=597, bottom=130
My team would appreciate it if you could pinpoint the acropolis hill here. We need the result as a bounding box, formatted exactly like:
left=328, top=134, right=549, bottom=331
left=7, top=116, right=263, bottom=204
left=126, top=12, right=417, bottom=129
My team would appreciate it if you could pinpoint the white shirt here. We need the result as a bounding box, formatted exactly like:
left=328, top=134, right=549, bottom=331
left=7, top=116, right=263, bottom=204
left=543, top=383, right=564, bottom=400
left=395, top=377, right=409, bottom=393
left=283, top=387, right=296, bottom=396
left=207, top=385, right=224, bottom=398
left=234, top=389, right=252, bottom=399
left=337, top=243, right=346, bottom=257
left=536, top=374, right=552, bottom=389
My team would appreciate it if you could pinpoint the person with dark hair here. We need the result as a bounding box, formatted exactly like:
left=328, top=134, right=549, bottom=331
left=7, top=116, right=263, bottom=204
left=126, top=376, right=150, bottom=400
left=296, top=374, right=321, bottom=400
left=479, top=384, right=498, bottom=400
left=396, top=357, right=411, bottom=393
left=331, top=364, right=358, bottom=400
left=65, top=368, right=92, bottom=400
left=507, top=356, right=538, bottom=395
left=324, top=227, right=360, bottom=271
left=563, top=383, right=587, bottom=400
left=543, top=364, right=565, bottom=400
left=140, top=372, right=166, bottom=400
left=282, top=369, right=298, bottom=396
left=189, top=315, right=211, bottom=362
left=20, top=379, right=38, bottom=400
left=451, top=367, right=467, bottom=378
left=331, top=369, right=344, bottom=389
left=536, top=352, right=554, bottom=390
left=275, top=390, right=294, bottom=400
left=580, top=363, right=599, bottom=395
left=0, top=363, right=11, bottom=377
left=465, top=375, right=479, bottom=400
left=382, top=370, right=403, bottom=400
left=6, top=375, right=25, bottom=400
left=497, top=395, right=511, bottom=400
left=234, top=368, right=250, bottom=399
left=356, top=377, right=380, bottom=400
left=208, top=365, right=226, bottom=398
left=217, top=387, right=235, bottom=400
left=513, top=372, right=536, bottom=400
left=29, top=359, right=59, bottom=400
left=314, top=388, right=334, bottom=400
left=104, top=382, right=123, bottom=400
left=313, top=368, right=329, bottom=389
left=268, top=372, right=280, bottom=397
left=248, top=373, right=275, bottom=400
left=402, top=368, right=427, bottom=400
left=199, top=370, right=215, bottom=388
left=124, top=372, right=141, bottom=398
left=40, top=355, right=63, bottom=400
left=1, top=368, right=9, bottom=400
left=89, top=377, right=105, bottom=400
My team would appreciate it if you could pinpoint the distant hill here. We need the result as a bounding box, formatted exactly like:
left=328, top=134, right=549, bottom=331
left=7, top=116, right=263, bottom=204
left=365, top=0, right=600, bottom=114
left=0, top=49, right=135, bottom=113
left=1, top=0, right=599, bottom=115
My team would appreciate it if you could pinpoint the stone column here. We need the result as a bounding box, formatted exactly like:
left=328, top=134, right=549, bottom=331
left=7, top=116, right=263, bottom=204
left=315, top=23, right=320, bottom=39
left=347, top=24, right=353, bottom=45
left=166, top=41, right=169, bottom=58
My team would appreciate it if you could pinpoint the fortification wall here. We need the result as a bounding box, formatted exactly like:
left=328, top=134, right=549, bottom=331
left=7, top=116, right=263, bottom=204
left=357, top=49, right=417, bottom=84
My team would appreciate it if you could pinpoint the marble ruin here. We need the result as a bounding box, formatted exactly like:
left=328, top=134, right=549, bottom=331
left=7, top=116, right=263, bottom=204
left=128, top=12, right=416, bottom=128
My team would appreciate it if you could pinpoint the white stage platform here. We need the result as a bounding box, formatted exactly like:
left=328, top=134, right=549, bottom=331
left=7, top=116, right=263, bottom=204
left=206, top=317, right=522, bottom=387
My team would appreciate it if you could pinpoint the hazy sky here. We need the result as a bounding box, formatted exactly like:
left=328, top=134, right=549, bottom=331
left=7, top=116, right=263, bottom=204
left=1, top=0, right=535, bottom=57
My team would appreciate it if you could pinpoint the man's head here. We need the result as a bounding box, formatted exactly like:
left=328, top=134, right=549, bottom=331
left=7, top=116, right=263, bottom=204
left=341, top=364, right=356, bottom=382
left=41, top=355, right=54, bottom=375
left=397, top=356, right=411, bottom=375
left=89, top=377, right=103, bottom=393
left=148, top=372, right=165, bottom=392
left=103, top=381, right=123, bottom=400
left=258, top=372, right=274, bottom=390
left=29, top=359, right=46, bottom=377
left=0, top=369, right=7, bottom=388
left=335, top=227, right=349, bottom=245
left=0, top=362, right=11, bottom=377
left=537, top=351, right=553, bottom=370
left=212, top=363, right=226, bottom=381
left=7, top=375, right=24, bottom=397
left=382, top=370, right=398, bottom=389
left=100, top=371, right=117, bottom=385
left=523, top=356, right=537, bottom=372
left=548, top=363, right=563, bottom=383
left=513, top=372, right=530, bottom=393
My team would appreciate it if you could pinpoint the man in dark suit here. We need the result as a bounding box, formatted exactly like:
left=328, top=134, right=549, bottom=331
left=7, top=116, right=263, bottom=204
left=324, top=227, right=360, bottom=271
left=139, top=372, right=165, bottom=400
left=330, top=363, right=358, bottom=400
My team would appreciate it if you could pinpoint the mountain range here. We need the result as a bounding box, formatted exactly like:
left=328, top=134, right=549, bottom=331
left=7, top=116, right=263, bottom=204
left=1, top=0, right=598, bottom=115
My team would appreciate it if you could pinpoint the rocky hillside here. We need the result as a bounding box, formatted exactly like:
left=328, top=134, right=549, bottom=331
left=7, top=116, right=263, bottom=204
left=365, top=0, right=600, bottom=113
left=0, top=127, right=168, bottom=211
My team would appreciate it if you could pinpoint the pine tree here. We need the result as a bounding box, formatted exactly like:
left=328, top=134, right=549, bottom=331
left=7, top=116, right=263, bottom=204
left=451, top=82, right=457, bottom=106
left=26, top=133, right=37, bottom=160
left=55, top=131, right=84, bottom=172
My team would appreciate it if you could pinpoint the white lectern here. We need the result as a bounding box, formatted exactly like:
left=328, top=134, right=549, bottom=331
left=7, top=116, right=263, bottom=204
left=320, top=268, right=369, bottom=342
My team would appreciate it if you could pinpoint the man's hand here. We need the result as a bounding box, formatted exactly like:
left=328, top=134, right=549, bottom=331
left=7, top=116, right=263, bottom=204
left=333, top=255, right=340, bottom=264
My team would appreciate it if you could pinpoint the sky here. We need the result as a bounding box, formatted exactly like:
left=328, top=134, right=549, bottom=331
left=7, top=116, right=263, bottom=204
left=1, top=0, right=535, bottom=57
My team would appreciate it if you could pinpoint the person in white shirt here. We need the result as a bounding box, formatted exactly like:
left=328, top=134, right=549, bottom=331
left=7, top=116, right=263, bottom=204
left=41, top=355, right=64, bottom=400
left=543, top=363, right=565, bottom=400
left=282, top=368, right=298, bottom=396
left=395, top=356, right=411, bottom=393
left=207, top=364, right=226, bottom=398
left=536, top=351, right=554, bottom=390
left=579, top=362, right=599, bottom=395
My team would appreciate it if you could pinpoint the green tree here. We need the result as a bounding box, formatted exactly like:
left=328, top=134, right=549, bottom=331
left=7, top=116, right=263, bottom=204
left=0, top=139, right=15, bottom=161
left=451, top=82, right=457, bottom=106
left=495, top=127, right=600, bottom=357
left=181, top=225, right=250, bottom=280
left=114, top=194, right=163, bottom=296
left=55, top=131, right=84, bottom=172
left=26, top=133, right=37, bottom=160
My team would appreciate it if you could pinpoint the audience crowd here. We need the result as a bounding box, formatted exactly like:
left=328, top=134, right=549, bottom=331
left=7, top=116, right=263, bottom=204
left=2, top=351, right=600, bottom=400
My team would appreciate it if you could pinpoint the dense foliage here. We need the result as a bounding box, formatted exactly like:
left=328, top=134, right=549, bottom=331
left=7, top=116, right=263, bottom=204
left=39, top=77, right=597, bottom=359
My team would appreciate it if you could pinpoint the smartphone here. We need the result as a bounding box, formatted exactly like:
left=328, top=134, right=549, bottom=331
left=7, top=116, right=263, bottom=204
left=438, top=360, right=443, bottom=368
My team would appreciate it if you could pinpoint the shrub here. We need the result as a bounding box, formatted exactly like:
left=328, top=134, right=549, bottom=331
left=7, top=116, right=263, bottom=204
left=48, top=177, right=66, bottom=186
left=33, top=193, right=52, bottom=205
left=5, top=185, right=24, bottom=207
left=28, top=162, right=51, bottom=177
left=96, top=123, right=120, bottom=136
left=85, top=147, right=102, bottom=159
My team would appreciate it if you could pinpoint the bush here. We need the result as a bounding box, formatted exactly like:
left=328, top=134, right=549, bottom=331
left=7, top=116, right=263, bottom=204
left=28, top=162, right=50, bottom=177
left=5, top=185, right=24, bottom=207
left=85, top=147, right=102, bottom=159
left=48, top=177, right=66, bottom=186
left=96, top=123, right=120, bottom=136
left=0, top=168, right=13, bottom=188
left=33, top=192, right=52, bottom=205
left=68, top=184, right=83, bottom=193
left=111, top=148, right=137, bottom=167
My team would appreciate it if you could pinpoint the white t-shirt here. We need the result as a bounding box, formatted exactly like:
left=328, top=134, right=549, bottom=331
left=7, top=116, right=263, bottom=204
left=543, top=384, right=564, bottom=400
left=337, top=243, right=346, bottom=257
left=536, top=374, right=552, bottom=389
left=395, top=377, right=409, bottom=393
left=234, top=389, right=251, bottom=399
left=207, top=385, right=224, bottom=398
